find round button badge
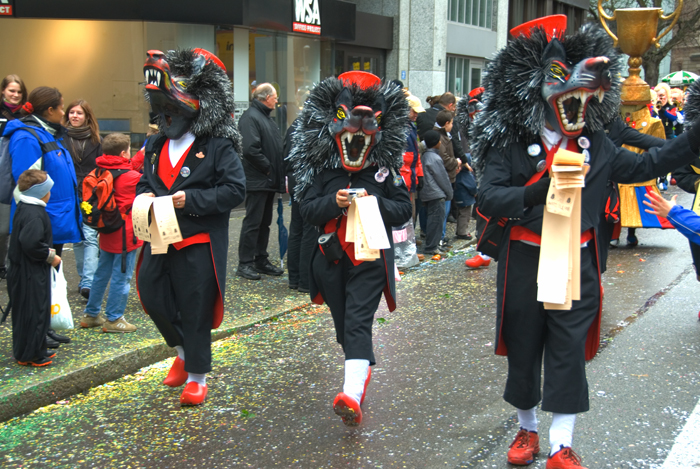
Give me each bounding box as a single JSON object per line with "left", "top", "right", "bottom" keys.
{"left": 180, "top": 167, "right": 191, "bottom": 178}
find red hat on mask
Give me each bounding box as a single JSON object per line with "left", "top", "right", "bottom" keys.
{"left": 509, "top": 14, "right": 567, "bottom": 42}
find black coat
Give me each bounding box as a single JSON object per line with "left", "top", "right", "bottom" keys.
{"left": 604, "top": 116, "right": 666, "bottom": 149}
{"left": 62, "top": 135, "right": 102, "bottom": 191}
{"left": 479, "top": 129, "right": 700, "bottom": 238}
{"left": 7, "top": 202, "right": 53, "bottom": 362}
{"left": 415, "top": 103, "right": 466, "bottom": 157}
{"left": 300, "top": 166, "right": 412, "bottom": 311}
{"left": 673, "top": 157, "right": 700, "bottom": 194}
{"left": 238, "top": 99, "right": 285, "bottom": 193}
{"left": 137, "top": 134, "right": 246, "bottom": 306}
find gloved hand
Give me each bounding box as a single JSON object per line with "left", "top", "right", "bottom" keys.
{"left": 417, "top": 176, "right": 424, "bottom": 191}
{"left": 523, "top": 177, "right": 551, "bottom": 207}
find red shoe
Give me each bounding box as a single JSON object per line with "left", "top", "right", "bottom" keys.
{"left": 17, "top": 356, "right": 52, "bottom": 367}
{"left": 163, "top": 357, "right": 187, "bottom": 387}
{"left": 671, "top": 177, "right": 677, "bottom": 185}
{"left": 465, "top": 254, "right": 491, "bottom": 269}
{"left": 180, "top": 382, "right": 207, "bottom": 406}
{"left": 333, "top": 392, "right": 362, "bottom": 426}
{"left": 546, "top": 447, "right": 587, "bottom": 469}
{"left": 507, "top": 429, "right": 540, "bottom": 465}
{"left": 360, "top": 367, "right": 372, "bottom": 405}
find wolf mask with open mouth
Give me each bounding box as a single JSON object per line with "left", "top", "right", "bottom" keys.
{"left": 470, "top": 17, "right": 623, "bottom": 176}
{"left": 143, "top": 48, "right": 241, "bottom": 152}
{"left": 288, "top": 71, "right": 409, "bottom": 196}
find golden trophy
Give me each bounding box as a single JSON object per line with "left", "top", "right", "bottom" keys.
{"left": 597, "top": 0, "right": 683, "bottom": 105}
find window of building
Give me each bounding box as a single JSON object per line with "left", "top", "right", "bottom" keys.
{"left": 448, "top": 0, "right": 492, "bottom": 28}
{"left": 446, "top": 56, "right": 484, "bottom": 97}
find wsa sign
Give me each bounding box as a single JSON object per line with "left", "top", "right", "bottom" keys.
{"left": 293, "top": 0, "right": 321, "bottom": 35}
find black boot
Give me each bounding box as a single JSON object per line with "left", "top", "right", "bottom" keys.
{"left": 48, "top": 329, "right": 71, "bottom": 344}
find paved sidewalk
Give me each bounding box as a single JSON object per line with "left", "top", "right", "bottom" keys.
{"left": 0, "top": 201, "right": 473, "bottom": 422}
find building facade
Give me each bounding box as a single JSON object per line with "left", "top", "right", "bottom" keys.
{"left": 0, "top": 0, "right": 591, "bottom": 143}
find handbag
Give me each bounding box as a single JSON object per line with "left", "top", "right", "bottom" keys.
{"left": 50, "top": 263, "right": 74, "bottom": 330}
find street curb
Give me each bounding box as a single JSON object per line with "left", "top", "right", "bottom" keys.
{"left": 0, "top": 239, "right": 476, "bottom": 422}
{"left": 0, "top": 304, "right": 312, "bottom": 422}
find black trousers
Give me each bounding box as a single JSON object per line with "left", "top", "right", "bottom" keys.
{"left": 424, "top": 198, "right": 445, "bottom": 252}
{"left": 137, "top": 243, "right": 218, "bottom": 374}
{"left": 597, "top": 214, "right": 615, "bottom": 275}
{"left": 287, "top": 199, "right": 316, "bottom": 289}
{"left": 311, "top": 250, "right": 386, "bottom": 365}
{"left": 238, "top": 191, "right": 275, "bottom": 265}
{"left": 690, "top": 240, "right": 700, "bottom": 280}
{"left": 501, "top": 241, "right": 599, "bottom": 414}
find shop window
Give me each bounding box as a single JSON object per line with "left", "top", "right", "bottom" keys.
{"left": 448, "top": 0, "right": 493, "bottom": 28}
{"left": 215, "top": 26, "right": 333, "bottom": 134}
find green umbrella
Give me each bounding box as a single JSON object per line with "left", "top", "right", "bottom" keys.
{"left": 661, "top": 71, "right": 699, "bottom": 86}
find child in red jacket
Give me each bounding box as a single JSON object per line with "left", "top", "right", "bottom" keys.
{"left": 79, "top": 133, "right": 144, "bottom": 333}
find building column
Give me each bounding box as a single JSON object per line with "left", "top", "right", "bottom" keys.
{"left": 405, "top": 0, "right": 448, "bottom": 107}
{"left": 233, "top": 27, "right": 249, "bottom": 118}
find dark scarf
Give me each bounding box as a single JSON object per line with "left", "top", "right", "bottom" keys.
{"left": 64, "top": 126, "right": 92, "bottom": 163}
{"left": 65, "top": 125, "right": 92, "bottom": 141}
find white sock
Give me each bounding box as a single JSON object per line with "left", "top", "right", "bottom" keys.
{"left": 549, "top": 413, "right": 576, "bottom": 455}
{"left": 343, "top": 359, "right": 370, "bottom": 403}
{"left": 175, "top": 346, "right": 185, "bottom": 361}
{"left": 480, "top": 253, "right": 491, "bottom": 260}
{"left": 187, "top": 372, "right": 206, "bottom": 386}
{"left": 517, "top": 406, "right": 538, "bottom": 433}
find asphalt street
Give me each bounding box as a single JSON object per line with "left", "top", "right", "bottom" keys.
{"left": 0, "top": 187, "right": 699, "bottom": 468}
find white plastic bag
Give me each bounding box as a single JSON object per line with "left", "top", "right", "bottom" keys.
{"left": 50, "top": 263, "right": 74, "bottom": 330}
{"left": 392, "top": 219, "right": 419, "bottom": 268}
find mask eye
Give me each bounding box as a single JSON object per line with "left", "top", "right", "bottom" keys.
{"left": 178, "top": 80, "right": 188, "bottom": 89}
{"left": 375, "top": 112, "right": 382, "bottom": 125}
{"left": 336, "top": 107, "right": 347, "bottom": 120}
{"left": 549, "top": 61, "right": 567, "bottom": 82}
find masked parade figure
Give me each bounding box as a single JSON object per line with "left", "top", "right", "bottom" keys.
{"left": 288, "top": 71, "right": 412, "bottom": 426}
{"left": 136, "top": 49, "right": 246, "bottom": 406}
{"left": 471, "top": 16, "right": 700, "bottom": 468}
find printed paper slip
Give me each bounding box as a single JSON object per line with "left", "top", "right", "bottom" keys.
{"left": 354, "top": 196, "right": 390, "bottom": 250}
{"left": 132, "top": 195, "right": 183, "bottom": 254}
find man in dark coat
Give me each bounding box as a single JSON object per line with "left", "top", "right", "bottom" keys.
{"left": 472, "top": 17, "right": 700, "bottom": 468}
{"left": 6, "top": 170, "right": 61, "bottom": 367}
{"left": 289, "top": 72, "right": 412, "bottom": 427}
{"left": 236, "top": 83, "right": 286, "bottom": 280}
{"left": 136, "top": 48, "right": 246, "bottom": 406}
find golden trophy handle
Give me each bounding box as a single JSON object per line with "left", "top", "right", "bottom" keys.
{"left": 597, "top": 0, "right": 618, "bottom": 47}
{"left": 654, "top": 0, "right": 683, "bottom": 48}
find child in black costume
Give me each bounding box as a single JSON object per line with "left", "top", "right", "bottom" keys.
{"left": 6, "top": 170, "right": 61, "bottom": 366}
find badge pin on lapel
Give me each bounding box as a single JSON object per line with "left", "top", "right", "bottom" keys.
{"left": 196, "top": 152, "right": 205, "bottom": 159}
{"left": 151, "top": 153, "right": 157, "bottom": 164}
{"left": 180, "top": 167, "right": 191, "bottom": 178}
{"left": 528, "top": 144, "right": 541, "bottom": 157}
{"left": 577, "top": 136, "right": 590, "bottom": 149}
{"left": 375, "top": 166, "right": 389, "bottom": 183}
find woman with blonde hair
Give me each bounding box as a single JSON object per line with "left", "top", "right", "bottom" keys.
{"left": 62, "top": 99, "right": 102, "bottom": 299}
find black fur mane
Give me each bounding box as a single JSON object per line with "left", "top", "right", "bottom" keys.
{"left": 288, "top": 78, "right": 409, "bottom": 195}
{"left": 470, "top": 23, "right": 622, "bottom": 176}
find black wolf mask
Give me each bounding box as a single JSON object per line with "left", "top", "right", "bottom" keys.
{"left": 470, "top": 22, "right": 623, "bottom": 175}
{"left": 288, "top": 72, "right": 409, "bottom": 195}
{"left": 143, "top": 48, "right": 241, "bottom": 152}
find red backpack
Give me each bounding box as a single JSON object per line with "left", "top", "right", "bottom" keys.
{"left": 80, "top": 168, "right": 129, "bottom": 233}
